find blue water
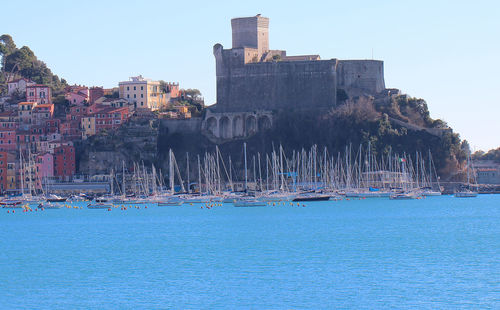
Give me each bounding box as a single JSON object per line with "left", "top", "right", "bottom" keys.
{"left": 1, "top": 196, "right": 499, "bottom": 309}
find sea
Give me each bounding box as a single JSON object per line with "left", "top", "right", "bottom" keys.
{"left": 1, "top": 195, "right": 499, "bottom": 309}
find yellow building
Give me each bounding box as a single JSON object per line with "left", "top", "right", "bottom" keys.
{"left": 82, "top": 117, "right": 96, "bottom": 139}
{"left": 7, "top": 161, "right": 16, "bottom": 191}
{"left": 118, "top": 75, "right": 167, "bottom": 111}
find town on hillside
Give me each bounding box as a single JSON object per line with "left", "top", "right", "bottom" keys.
{"left": 0, "top": 75, "right": 203, "bottom": 194}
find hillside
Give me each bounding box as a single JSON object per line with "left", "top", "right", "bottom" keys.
{"left": 0, "top": 34, "right": 68, "bottom": 95}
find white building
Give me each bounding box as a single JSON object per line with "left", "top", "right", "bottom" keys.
{"left": 7, "top": 78, "right": 35, "bottom": 95}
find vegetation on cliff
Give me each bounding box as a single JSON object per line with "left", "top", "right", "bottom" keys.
{"left": 0, "top": 34, "right": 68, "bottom": 95}
{"left": 153, "top": 96, "right": 466, "bottom": 180}
{"left": 473, "top": 147, "right": 500, "bottom": 163}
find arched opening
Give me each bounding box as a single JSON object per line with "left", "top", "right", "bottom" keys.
{"left": 206, "top": 117, "right": 217, "bottom": 136}
{"left": 245, "top": 115, "right": 257, "bottom": 136}
{"left": 258, "top": 115, "right": 271, "bottom": 131}
{"left": 219, "top": 116, "right": 231, "bottom": 139}
{"left": 232, "top": 115, "right": 243, "bottom": 137}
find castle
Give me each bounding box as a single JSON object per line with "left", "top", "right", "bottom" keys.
{"left": 203, "top": 15, "right": 387, "bottom": 140}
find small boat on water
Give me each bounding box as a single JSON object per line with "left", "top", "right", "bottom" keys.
{"left": 37, "top": 203, "right": 62, "bottom": 209}
{"left": 87, "top": 203, "right": 113, "bottom": 209}
{"left": 0, "top": 199, "right": 23, "bottom": 208}
{"left": 454, "top": 190, "right": 478, "bottom": 198}
{"left": 420, "top": 190, "right": 442, "bottom": 196}
{"left": 47, "top": 194, "right": 67, "bottom": 202}
{"left": 389, "top": 192, "right": 421, "bottom": 200}
{"left": 233, "top": 198, "right": 267, "bottom": 207}
{"left": 293, "top": 193, "right": 330, "bottom": 202}
{"left": 157, "top": 200, "right": 184, "bottom": 206}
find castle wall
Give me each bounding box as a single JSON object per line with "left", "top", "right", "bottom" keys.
{"left": 214, "top": 45, "right": 337, "bottom": 112}
{"left": 337, "top": 60, "right": 385, "bottom": 94}
{"left": 160, "top": 118, "right": 202, "bottom": 134}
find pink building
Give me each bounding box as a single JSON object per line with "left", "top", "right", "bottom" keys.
{"left": 64, "top": 85, "right": 89, "bottom": 106}
{"left": 26, "top": 85, "right": 51, "bottom": 104}
{"left": 65, "top": 91, "right": 89, "bottom": 106}
{"left": 36, "top": 153, "right": 54, "bottom": 189}
{"left": 0, "top": 111, "right": 19, "bottom": 130}
{"left": 0, "top": 130, "right": 16, "bottom": 151}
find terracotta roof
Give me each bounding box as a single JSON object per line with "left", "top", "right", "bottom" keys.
{"left": 0, "top": 111, "right": 17, "bottom": 117}
{"left": 34, "top": 103, "right": 54, "bottom": 108}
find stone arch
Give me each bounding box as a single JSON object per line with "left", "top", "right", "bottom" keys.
{"left": 258, "top": 115, "right": 272, "bottom": 131}
{"left": 232, "top": 115, "right": 243, "bottom": 137}
{"left": 219, "top": 116, "right": 231, "bottom": 139}
{"left": 245, "top": 115, "right": 257, "bottom": 136}
{"left": 206, "top": 117, "right": 218, "bottom": 136}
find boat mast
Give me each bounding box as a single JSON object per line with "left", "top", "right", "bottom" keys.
{"left": 197, "top": 154, "right": 201, "bottom": 195}
{"left": 244, "top": 142, "right": 248, "bottom": 192}
{"left": 122, "top": 161, "right": 126, "bottom": 197}
{"left": 169, "top": 149, "right": 174, "bottom": 195}
{"left": 186, "top": 152, "right": 190, "bottom": 194}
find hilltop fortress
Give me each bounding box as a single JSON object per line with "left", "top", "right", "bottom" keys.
{"left": 203, "top": 15, "right": 386, "bottom": 140}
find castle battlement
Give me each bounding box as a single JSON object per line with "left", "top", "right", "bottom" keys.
{"left": 213, "top": 15, "right": 386, "bottom": 112}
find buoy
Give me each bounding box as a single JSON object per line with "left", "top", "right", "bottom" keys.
{"left": 107, "top": 208, "right": 111, "bottom": 211}
{"left": 7, "top": 210, "right": 9, "bottom": 213}
{"left": 12, "top": 210, "right": 15, "bottom": 213}
{"left": 145, "top": 206, "right": 147, "bottom": 209}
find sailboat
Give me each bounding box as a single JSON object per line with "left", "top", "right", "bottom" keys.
{"left": 455, "top": 151, "right": 478, "bottom": 198}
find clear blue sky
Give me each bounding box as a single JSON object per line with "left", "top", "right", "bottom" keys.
{"left": 2, "top": 0, "right": 499, "bottom": 151}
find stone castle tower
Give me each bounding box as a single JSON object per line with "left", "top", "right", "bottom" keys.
{"left": 213, "top": 15, "right": 386, "bottom": 112}
{"left": 231, "top": 15, "right": 269, "bottom": 58}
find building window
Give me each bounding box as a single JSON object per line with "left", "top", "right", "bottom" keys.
{"left": 127, "top": 86, "right": 129, "bottom": 91}
{"left": 134, "top": 94, "right": 136, "bottom": 98}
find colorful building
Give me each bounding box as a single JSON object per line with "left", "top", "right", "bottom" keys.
{"left": 36, "top": 152, "right": 54, "bottom": 189}
{"left": 7, "top": 78, "right": 35, "bottom": 96}
{"left": 45, "top": 119, "right": 60, "bottom": 134}
{"left": 81, "top": 117, "right": 96, "bottom": 139}
{"left": 53, "top": 145, "right": 76, "bottom": 180}
{"left": 32, "top": 103, "right": 55, "bottom": 125}
{"left": 118, "top": 75, "right": 167, "bottom": 111}
{"left": 60, "top": 120, "right": 81, "bottom": 140}
{"left": 0, "top": 130, "right": 17, "bottom": 151}
{"left": 94, "top": 106, "right": 130, "bottom": 132}
{"left": 18, "top": 101, "right": 36, "bottom": 124}
{"left": 0, "top": 111, "right": 19, "bottom": 129}
{"left": 26, "top": 85, "right": 51, "bottom": 104}
{"left": 0, "top": 151, "right": 7, "bottom": 193}
{"left": 6, "top": 160, "right": 17, "bottom": 192}
{"left": 89, "top": 87, "right": 105, "bottom": 104}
